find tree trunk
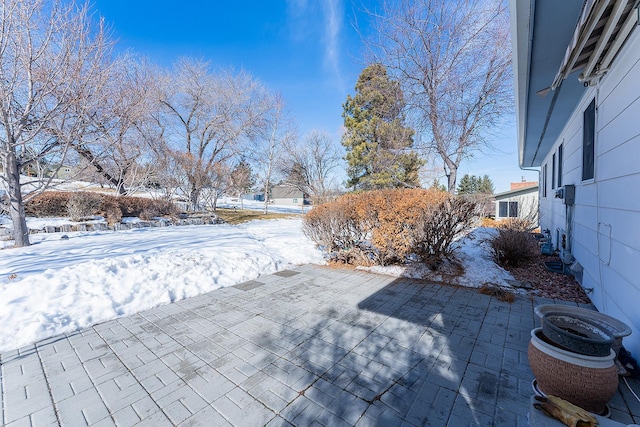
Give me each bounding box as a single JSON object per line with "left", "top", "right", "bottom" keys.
{"left": 447, "top": 168, "right": 458, "bottom": 193}
{"left": 263, "top": 181, "right": 270, "bottom": 215}
{"left": 5, "top": 151, "right": 30, "bottom": 247}
{"left": 189, "top": 185, "right": 200, "bottom": 212}
{"left": 74, "top": 145, "right": 127, "bottom": 195}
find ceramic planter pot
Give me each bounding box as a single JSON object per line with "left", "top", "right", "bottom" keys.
{"left": 534, "top": 304, "right": 632, "bottom": 356}
{"left": 528, "top": 328, "right": 618, "bottom": 414}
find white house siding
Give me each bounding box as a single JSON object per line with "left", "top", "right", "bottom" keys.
{"left": 539, "top": 29, "right": 640, "bottom": 356}
{"left": 494, "top": 188, "right": 538, "bottom": 222}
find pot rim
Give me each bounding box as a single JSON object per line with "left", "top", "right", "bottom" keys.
{"left": 542, "top": 312, "right": 614, "bottom": 345}
{"left": 534, "top": 305, "right": 631, "bottom": 337}
{"left": 530, "top": 328, "right": 615, "bottom": 367}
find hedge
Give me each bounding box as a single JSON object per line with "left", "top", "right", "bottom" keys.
{"left": 303, "top": 188, "right": 480, "bottom": 267}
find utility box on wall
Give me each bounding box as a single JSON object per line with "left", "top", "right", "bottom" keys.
{"left": 564, "top": 185, "right": 575, "bottom": 205}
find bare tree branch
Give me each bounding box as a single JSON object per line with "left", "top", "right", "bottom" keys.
{"left": 366, "top": 0, "right": 512, "bottom": 192}
{"left": 0, "top": 0, "right": 113, "bottom": 247}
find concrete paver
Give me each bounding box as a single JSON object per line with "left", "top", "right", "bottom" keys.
{"left": 1, "top": 264, "right": 639, "bottom": 426}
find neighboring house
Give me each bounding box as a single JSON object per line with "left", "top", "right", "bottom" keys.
{"left": 494, "top": 182, "right": 539, "bottom": 223}
{"left": 270, "top": 185, "right": 305, "bottom": 206}
{"left": 511, "top": 0, "right": 640, "bottom": 355}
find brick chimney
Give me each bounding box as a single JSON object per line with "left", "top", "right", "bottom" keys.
{"left": 510, "top": 181, "right": 538, "bottom": 191}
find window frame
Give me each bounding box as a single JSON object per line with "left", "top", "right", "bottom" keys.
{"left": 498, "top": 201, "right": 518, "bottom": 218}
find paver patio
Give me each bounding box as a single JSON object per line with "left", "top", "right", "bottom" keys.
{"left": 1, "top": 264, "right": 639, "bottom": 426}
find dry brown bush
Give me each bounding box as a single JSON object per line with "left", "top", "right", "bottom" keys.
{"left": 413, "top": 196, "right": 480, "bottom": 267}
{"left": 67, "top": 192, "right": 102, "bottom": 221}
{"left": 25, "top": 191, "right": 71, "bottom": 216}
{"left": 25, "top": 191, "right": 178, "bottom": 222}
{"left": 102, "top": 198, "right": 123, "bottom": 225}
{"left": 481, "top": 217, "right": 498, "bottom": 228}
{"left": 497, "top": 217, "right": 537, "bottom": 232}
{"left": 303, "top": 188, "right": 479, "bottom": 267}
{"left": 302, "top": 194, "right": 372, "bottom": 264}
{"left": 488, "top": 228, "right": 538, "bottom": 267}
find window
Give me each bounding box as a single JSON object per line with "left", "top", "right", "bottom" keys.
{"left": 542, "top": 164, "right": 547, "bottom": 197}
{"left": 499, "top": 201, "right": 518, "bottom": 218}
{"left": 557, "top": 144, "right": 563, "bottom": 187}
{"left": 583, "top": 99, "right": 596, "bottom": 181}
{"left": 552, "top": 153, "right": 556, "bottom": 190}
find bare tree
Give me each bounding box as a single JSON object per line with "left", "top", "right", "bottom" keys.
{"left": 0, "top": 0, "right": 112, "bottom": 247}
{"left": 70, "top": 55, "right": 157, "bottom": 195}
{"left": 250, "top": 93, "right": 293, "bottom": 214}
{"left": 200, "top": 160, "right": 230, "bottom": 211}
{"left": 367, "top": 0, "right": 512, "bottom": 192}
{"left": 157, "top": 58, "right": 266, "bottom": 211}
{"left": 282, "top": 130, "right": 343, "bottom": 205}
{"left": 228, "top": 158, "right": 254, "bottom": 209}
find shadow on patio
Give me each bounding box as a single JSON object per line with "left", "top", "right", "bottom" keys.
{"left": 253, "top": 272, "right": 534, "bottom": 426}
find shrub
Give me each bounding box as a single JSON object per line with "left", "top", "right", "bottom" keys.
{"left": 25, "top": 191, "right": 178, "bottom": 221}
{"left": 139, "top": 200, "right": 178, "bottom": 220}
{"left": 25, "top": 191, "right": 70, "bottom": 216}
{"left": 101, "top": 198, "right": 123, "bottom": 225}
{"left": 488, "top": 228, "right": 538, "bottom": 267}
{"left": 481, "top": 217, "right": 498, "bottom": 228}
{"left": 303, "top": 188, "right": 480, "bottom": 267}
{"left": 497, "top": 217, "right": 537, "bottom": 232}
{"left": 302, "top": 193, "right": 371, "bottom": 264}
{"left": 413, "top": 196, "right": 480, "bottom": 266}
{"left": 66, "top": 192, "right": 102, "bottom": 221}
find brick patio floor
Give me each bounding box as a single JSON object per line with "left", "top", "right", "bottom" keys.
{"left": 1, "top": 264, "right": 639, "bottom": 426}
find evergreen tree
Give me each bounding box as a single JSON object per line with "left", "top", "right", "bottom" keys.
{"left": 456, "top": 174, "right": 477, "bottom": 194}
{"left": 341, "top": 64, "right": 422, "bottom": 190}
{"left": 457, "top": 174, "right": 495, "bottom": 195}
{"left": 478, "top": 175, "right": 495, "bottom": 194}
{"left": 429, "top": 178, "right": 447, "bottom": 192}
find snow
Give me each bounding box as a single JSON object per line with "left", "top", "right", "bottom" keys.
{"left": 0, "top": 210, "right": 515, "bottom": 353}
{"left": 0, "top": 218, "right": 325, "bottom": 352}
{"left": 361, "top": 228, "right": 515, "bottom": 290}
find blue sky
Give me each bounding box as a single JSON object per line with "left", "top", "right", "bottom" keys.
{"left": 92, "top": 0, "right": 537, "bottom": 192}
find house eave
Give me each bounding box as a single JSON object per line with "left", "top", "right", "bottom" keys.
{"left": 511, "top": 0, "right": 639, "bottom": 168}
{"left": 510, "top": 0, "right": 589, "bottom": 168}
{"left": 494, "top": 185, "right": 539, "bottom": 199}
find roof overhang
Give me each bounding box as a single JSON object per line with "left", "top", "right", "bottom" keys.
{"left": 510, "top": 0, "right": 639, "bottom": 168}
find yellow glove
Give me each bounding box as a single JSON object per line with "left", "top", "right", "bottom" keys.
{"left": 533, "top": 395, "right": 598, "bottom": 427}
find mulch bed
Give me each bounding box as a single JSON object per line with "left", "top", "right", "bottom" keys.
{"left": 504, "top": 253, "right": 592, "bottom": 304}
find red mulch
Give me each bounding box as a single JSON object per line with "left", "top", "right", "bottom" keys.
{"left": 505, "top": 253, "right": 592, "bottom": 304}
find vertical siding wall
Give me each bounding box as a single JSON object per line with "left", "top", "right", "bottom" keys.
{"left": 539, "top": 30, "right": 640, "bottom": 356}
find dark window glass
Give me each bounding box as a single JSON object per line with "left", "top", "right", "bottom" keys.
{"left": 558, "top": 144, "right": 563, "bottom": 187}
{"left": 552, "top": 153, "right": 556, "bottom": 189}
{"left": 583, "top": 99, "right": 596, "bottom": 180}
{"left": 543, "top": 164, "right": 547, "bottom": 197}
{"left": 499, "top": 201, "right": 518, "bottom": 217}
{"left": 499, "top": 201, "right": 507, "bottom": 217}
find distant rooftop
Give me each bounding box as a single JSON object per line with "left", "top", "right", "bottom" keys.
{"left": 510, "top": 181, "right": 538, "bottom": 191}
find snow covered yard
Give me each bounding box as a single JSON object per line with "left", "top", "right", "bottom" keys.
{"left": 0, "top": 212, "right": 513, "bottom": 354}
{"left": 0, "top": 218, "right": 325, "bottom": 352}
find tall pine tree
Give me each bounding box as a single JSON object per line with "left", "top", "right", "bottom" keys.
{"left": 342, "top": 64, "right": 422, "bottom": 190}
